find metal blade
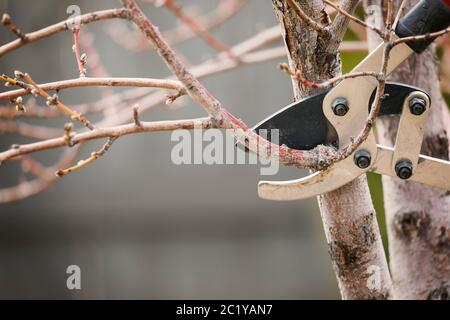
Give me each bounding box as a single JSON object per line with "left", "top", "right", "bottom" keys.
{"left": 252, "top": 89, "right": 334, "bottom": 151}
{"left": 370, "top": 82, "right": 430, "bottom": 116}
{"left": 252, "top": 38, "right": 413, "bottom": 153}
{"left": 258, "top": 156, "right": 365, "bottom": 201}
{"left": 252, "top": 82, "right": 428, "bottom": 151}
{"left": 258, "top": 132, "right": 378, "bottom": 201}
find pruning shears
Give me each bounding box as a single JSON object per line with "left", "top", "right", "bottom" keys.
{"left": 253, "top": 0, "right": 450, "bottom": 201}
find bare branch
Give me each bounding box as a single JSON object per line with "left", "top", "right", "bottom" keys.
{"left": 392, "top": 27, "right": 450, "bottom": 46}
{"left": 107, "top": 0, "right": 248, "bottom": 52}
{"left": 121, "top": 0, "right": 333, "bottom": 170}
{"left": 0, "top": 118, "right": 214, "bottom": 164}
{"left": 162, "top": 0, "right": 235, "bottom": 58}
{"left": 72, "top": 27, "right": 87, "bottom": 77}
{"left": 279, "top": 62, "right": 380, "bottom": 88}
{"left": 2, "top": 72, "right": 95, "bottom": 130}
{"left": 63, "top": 123, "right": 74, "bottom": 147}
{"left": 393, "top": 0, "right": 407, "bottom": 28}
{"left": 0, "top": 77, "right": 185, "bottom": 101}
{"left": 324, "top": 0, "right": 384, "bottom": 38}
{"left": 0, "top": 8, "right": 130, "bottom": 57}
{"left": 385, "top": 0, "right": 395, "bottom": 36}
{"left": 329, "top": 0, "right": 361, "bottom": 47}
{"left": 56, "top": 137, "right": 117, "bottom": 177}
{"left": 0, "top": 148, "right": 79, "bottom": 203}
{"left": 1, "top": 13, "right": 27, "bottom": 41}
{"left": 133, "top": 104, "right": 142, "bottom": 127}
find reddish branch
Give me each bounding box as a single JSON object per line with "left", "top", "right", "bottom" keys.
{"left": 1, "top": 1, "right": 443, "bottom": 191}
{"left": 72, "top": 27, "right": 87, "bottom": 77}
{"left": 0, "top": 148, "right": 80, "bottom": 204}
{"left": 120, "top": 0, "right": 336, "bottom": 169}
{"left": 107, "top": 0, "right": 248, "bottom": 51}
{"left": 324, "top": 0, "right": 384, "bottom": 38}
{"left": 162, "top": 0, "right": 235, "bottom": 58}
{"left": 0, "top": 77, "right": 185, "bottom": 100}
{"left": 0, "top": 2, "right": 446, "bottom": 230}
{"left": 0, "top": 8, "right": 130, "bottom": 57}
{"left": 0, "top": 118, "right": 213, "bottom": 164}
{"left": 2, "top": 71, "right": 95, "bottom": 130}
{"left": 1, "top": 13, "right": 27, "bottom": 41}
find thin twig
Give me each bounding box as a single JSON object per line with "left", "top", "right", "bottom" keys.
{"left": 121, "top": 0, "right": 334, "bottom": 169}
{"left": 385, "top": 0, "right": 395, "bottom": 38}
{"left": 0, "top": 8, "right": 131, "bottom": 57}
{"left": 392, "top": 27, "right": 450, "bottom": 46}
{"left": 8, "top": 71, "right": 95, "bottom": 130}
{"left": 163, "top": 0, "right": 235, "bottom": 59}
{"left": 328, "top": 0, "right": 360, "bottom": 46}
{"left": 79, "top": 31, "right": 115, "bottom": 104}
{"left": 393, "top": 0, "right": 407, "bottom": 28}
{"left": 64, "top": 123, "right": 75, "bottom": 147}
{"left": 56, "top": 137, "right": 117, "bottom": 177}
{"left": 1, "top": 13, "right": 27, "bottom": 41}
{"left": 133, "top": 104, "right": 142, "bottom": 127}
{"left": 72, "top": 27, "right": 87, "bottom": 77}
{"left": 0, "top": 118, "right": 214, "bottom": 164}
{"left": 0, "top": 77, "right": 185, "bottom": 101}
{"left": 107, "top": 0, "right": 248, "bottom": 52}
{"left": 279, "top": 62, "right": 380, "bottom": 88}
{"left": 324, "top": 0, "right": 385, "bottom": 38}
{"left": 0, "top": 148, "right": 79, "bottom": 203}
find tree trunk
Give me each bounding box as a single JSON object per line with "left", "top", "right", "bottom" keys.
{"left": 272, "top": 0, "right": 392, "bottom": 299}
{"left": 365, "top": 0, "right": 450, "bottom": 300}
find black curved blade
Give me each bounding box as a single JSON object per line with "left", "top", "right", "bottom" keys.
{"left": 252, "top": 89, "right": 335, "bottom": 150}
{"left": 252, "top": 83, "right": 430, "bottom": 151}
{"left": 370, "top": 82, "right": 431, "bottom": 116}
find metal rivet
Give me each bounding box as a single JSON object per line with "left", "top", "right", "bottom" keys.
{"left": 395, "top": 160, "right": 413, "bottom": 180}
{"left": 354, "top": 149, "right": 371, "bottom": 169}
{"left": 332, "top": 97, "right": 349, "bottom": 117}
{"left": 409, "top": 97, "right": 426, "bottom": 116}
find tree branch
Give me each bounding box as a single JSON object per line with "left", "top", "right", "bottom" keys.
{"left": 109, "top": 0, "right": 248, "bottom": 52}
{"left": 328, "top": 0, "right": 362, "bottom": 50}
{"left": 0, "top": 8, "right": 131, "bottom": 57}
{"left": 120, "top": 0, "right": 334, "bottom": 170}
{"left": 1, "top": 13, "right": 27, "bottom": 41}
{"left": 325, "top": 0, "right": 384, "bottom": 39}
{"left": 0, "top": 117, "right": 214, "bottom": 164}
{"left": 162, "top": 0, "right": 235, "bottom": 58}
{"left": 0, "top": 77, "right": 185, "bottom": 101}
{"left": 72, "top": 27, "right": 87, "bottom": 77}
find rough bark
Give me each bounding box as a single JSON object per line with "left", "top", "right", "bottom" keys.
{"left": 365, "top": 0, "right": 450, "bottom": 300}
{"left": 272, "top": 0, "right": 392, "bottom": 299}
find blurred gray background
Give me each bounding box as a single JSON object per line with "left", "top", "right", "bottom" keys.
{"left": 0, "top": 0, "right": 340, "bottom": 299}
